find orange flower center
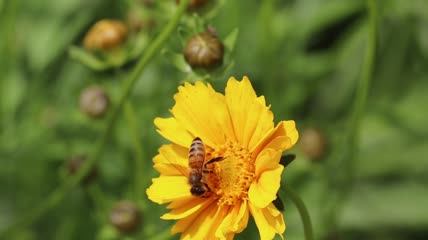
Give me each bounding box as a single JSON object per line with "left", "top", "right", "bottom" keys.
{"left": 205, "top": 140, "right": 255, "bottom": 205}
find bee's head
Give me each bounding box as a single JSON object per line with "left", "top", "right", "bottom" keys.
{"left": 190, "top": 184, "right": 206, "bottom": 196}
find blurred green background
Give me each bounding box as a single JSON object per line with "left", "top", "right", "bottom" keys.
{"left": 1, "top": 0, "right": 428, "bottom": 239}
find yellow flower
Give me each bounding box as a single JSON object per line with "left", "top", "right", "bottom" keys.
{"left": 146, "top": 76, "right": 298, "bottom": 239}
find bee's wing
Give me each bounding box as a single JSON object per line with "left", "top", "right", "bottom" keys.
{"left": 154, "top": 144, "right": 189, "bottom": 177}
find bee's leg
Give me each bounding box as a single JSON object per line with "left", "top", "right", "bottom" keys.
{"left": 202, "top": 157, "right": 224, "bottom": 174}
{"left": 204, "top": 157, "right": 224, "bottom": 167}
{"left": 200, "top": 183, "right": 212, "bottom": 198}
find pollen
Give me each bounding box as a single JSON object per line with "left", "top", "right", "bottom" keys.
{"left": 205, "top": 140, "right": 255, "bottom": 206}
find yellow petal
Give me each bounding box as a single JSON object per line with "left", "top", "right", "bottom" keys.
{"left": 225, "top": 76, "right": 274, "bottom": 150}
{"left": 206, "top": 205, "right": 231, "bottom": 240}
{"left": 154, "top": 117, "right": 193, "bottom": 148}
{"left": 170, "top": 81, "right": 236, "bottom": 148}
{"left": 265, "top": 203, "right": 286, "bottom": 233}
{"left": 229, "top": 200, "right": 249, "bottom": 233}
{"left": 248, "top": 164, "right": 284, "bottom": 208}
{"left": 171, "top": 202, "right": 216, "bottom": 236}
{"left": 173, "top": 201, "right": 223, "bottom": 239}
{"left": 283, "top": 120, "right": 299, "bottom": 146}
{"left": 216, "top": 200, "right": 249, "bottom": 239}
{"left": 162, "top": 197, "right": 216, "bottom": 220}
{"left": 153, "top": 144, "right": 188, "bottom": 176}
{"left": 146, "top": 176, "right": 191, "bottom": 204}
{"left": 252, "top": 120, "right": 299, "bottom": 157}
{"left": 249, "top": 202, "right": 286, "bottom": 240}
{"left": 253, "top": 148, "right": 282, "bottom": 176}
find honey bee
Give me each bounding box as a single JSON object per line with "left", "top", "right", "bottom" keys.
{"left": 188, "top": 137, "right": 222, "bottom": 197}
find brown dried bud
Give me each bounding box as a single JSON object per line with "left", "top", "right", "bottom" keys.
{"left": 110, "top": 201, "right": 142, "bottom": 234}
{"left": 79, "top": 86, "right": 110, "bottom": 119}
{"left": 183, "top": 31, "right": 224, "bottom": 69}
{"left": 176, "top": 0, "right": 209, "bottom": 11}
{"left": 83, "top": 19, "right": 128, "bottom": 51}
{"left": 66, "top": 155, "right": 97, "bottom": 185}
{"left": 140, "top": 0, "right": 154, "bottom": 7}
{"left": 299, "top": 127, "right": 328, "bottom": 160}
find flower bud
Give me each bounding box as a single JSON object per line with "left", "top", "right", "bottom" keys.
{"left": 79, "top": 86, "right": 110, "bottom": 119}
{"left": 110, "top": 201, "right": 142, "bottom": 234}
{"left": 140, "top": 0, "right": 154, "bottom": 7}
{"left": 183, "top": 31, "right": 224, "bottom": 69}
{"left": 83, "top": 19, "right": 128, "bottom": 51}
{"left": 176, "top": 0, "right": 209, "bottom": 11}
{"left": 299, "top": 127, "right": 328, "bottom": 160}
{"left": 127, "top": 11, "right": 155, "bottom": 33}
{"left": 66, "top": 155, "right": 97, "bottom": 185}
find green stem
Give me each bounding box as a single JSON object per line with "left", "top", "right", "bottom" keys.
{"left": 348, "top": 0, "right": 377, "bottom": 148}
{"left": 343, "top": 0, "right": 377, "bottom": 199}
{"left": 281, "top": 184, "right": 313, "bottom": 240}
{"left": 257, "top": 0, "right": 275, "bottom": 97}
{"left": 0, "top": 0, "right": 189, "bottom": 237}
{"left": 340, "top": 0, "right": 377, "bottom": 201}
{"left": 124, "top": 101, "right": 145, "bottom": 204}
{"left": 1, "top": 0, "right": 18, "bottom": 133}
{"left": 114, "top": 68, "right": 145, "bottom": 205}
{"left": 323, "top": 0, "right": 377, "bottom": 236}
{"left": 86, "top": 184, "right": 111, "bottom": 222}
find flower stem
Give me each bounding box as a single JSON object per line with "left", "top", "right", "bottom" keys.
{"left": 345, "top": 0, "right": 377, "bottom": 167}
{"left": 0, "top": 0, "right": 189, "bottom": 237}
{"left": 281, "top": 184, "right": 313, "bottom": 240}
{"left": 322, "top": 0, "right": 377, "bottom": 236}
{"left": 114, "top": 68, "right": 145, "bottom": 206}
{"left": 86, "top": 184, "right": 111, "bottom": 222}
{"left": 124, "top": 101, "right": 145, "bottom": 204}
{"left": 341, "top": 0, "right": 377, "bottom": 209}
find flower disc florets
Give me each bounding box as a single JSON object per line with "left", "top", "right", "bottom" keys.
{"left": 204, "top": 140, "right": 255, "bottom": 206}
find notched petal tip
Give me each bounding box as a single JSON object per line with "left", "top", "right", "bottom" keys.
{"left": 227, "top": 76, "right": 239, "bottom": 82}
{"left": 170, "top": 78, "right": 232, "bottom": 147}
{"left": 225, "top": 76, "right": 275, "bottom": 150}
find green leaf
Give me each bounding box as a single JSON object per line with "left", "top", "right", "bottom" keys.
{"left": 357, "top": 80, "right": 428, "bottom": 179}
{"left": 223, "top": 28, "right": 239, "bottom": 52}
{"left": 177, "top": 25, "right": 192, "bottom": 46}
{"left": 1, "top": 69, "right": 26, "bottom": 123}
{"left": 340, "top": 182, "right": 428, "bottom": 229}
{"left": 25, "top": 8, "right": 93, "bottom": 72}
{"left": 161, "top": 49, "right": 191, "bottom": 73}
{"left": 68, "top": 46, "right": 109, "bottom": 71}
